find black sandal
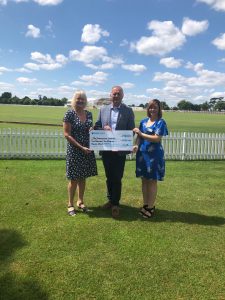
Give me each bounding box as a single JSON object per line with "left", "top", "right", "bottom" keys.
{"left": 139, "top": 205, "right": 155, "bottom": 218}
{"left": 77, "top": 202, "right": 88, "bottom": 213}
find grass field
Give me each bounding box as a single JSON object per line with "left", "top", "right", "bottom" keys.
{"left": 0, "top": 160, "right": 225, "bottom": 299}
{"left": 0, "top": 104, "right": 225, "bottom": 133}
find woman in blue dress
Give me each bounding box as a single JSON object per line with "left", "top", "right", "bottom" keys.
{"left": 133, "top": 99, "right": 168, "bottom": 218}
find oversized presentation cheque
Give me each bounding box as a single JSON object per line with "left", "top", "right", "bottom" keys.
{"left": 90, "top": 130, "right": 133, "bottom": 151}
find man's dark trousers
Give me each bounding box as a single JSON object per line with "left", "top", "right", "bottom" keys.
{"left": 102, "top": 151, "right": 126, "bottom": 206}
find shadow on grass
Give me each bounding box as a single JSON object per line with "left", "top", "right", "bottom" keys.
{"left": 154, "top": 209, "right": 225, "bottom": 226}
{"left": 86, "top": 206, "right": 225, "bottom": 226}
{"left": 0, "top": 229, "right": 48, "bottom": 300}
{"left": 87, "top": 205, "right": 139, "bottom": 221}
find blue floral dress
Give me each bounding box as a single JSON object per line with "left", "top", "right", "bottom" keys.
{"left": 136, "top": 118, "right": 168, "bottom": 181}
{"left": 63, "top": 109, "right": 97, "bottom": 180}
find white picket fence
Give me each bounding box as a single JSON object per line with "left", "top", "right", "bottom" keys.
{"left": 0, "top": 128, "right": 225, "bottom": 160}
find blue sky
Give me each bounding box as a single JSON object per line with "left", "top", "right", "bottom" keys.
{"left": 0, "top": 0, "right": 225, "bottom": 107}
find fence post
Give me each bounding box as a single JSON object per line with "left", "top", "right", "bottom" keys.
{"left": 182, "top": 132, "right": 186, "bottom": 160}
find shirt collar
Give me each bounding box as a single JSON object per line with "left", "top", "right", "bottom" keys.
{"left": 110, "top": 104, "right": 121, "bottom": 110}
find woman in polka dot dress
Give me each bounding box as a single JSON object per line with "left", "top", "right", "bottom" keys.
{"left": 63, "top": 90, "right": 97, "bottom": 216}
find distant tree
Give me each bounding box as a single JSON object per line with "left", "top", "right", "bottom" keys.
{"left": 22, "top": 96, "right": 31, "bottom": 105}
{"left": 192, "top": 104, "right": 201, "bottom": 111}
{"left": 200, "top": 101, "right": 210, "bottom": 111}
{"left": 139, "top": 103, "right": 145, "bottom": 108}
{"left": 177, "top": 100, "right": 194, "bottom": 110}
{"left": 1, "top": 92, "right": 12, "bottom": 99}
{"left": 30, "top": 99, "right": 37, "bottom": 105}
{"left": 209, "top": 97, "right": 224, "bottom": 110}
{"left": 0, "top": 97, "right": 9, "bottom": 104}
{"left": 11, "top": 96, "right": 20, "bottom": 104}
{"left": 32, "top": 98, "right": 39, "bottom": 105}
{"left": 161, "top": 101, "right": 170, "bottom": 110}
{"left": 214, "top": 99, "right": 225, "bottom": 111}
{"left": 61, "top": 97, "right": 68, "bottom": 106}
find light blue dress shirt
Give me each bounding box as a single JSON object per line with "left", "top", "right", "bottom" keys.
{"left": 110, "top": 105, "right": 120, "bottom": 131}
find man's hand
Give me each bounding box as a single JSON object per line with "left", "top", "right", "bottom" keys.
{"left": 103, "top": 125, "right": 112, "bottom": 131}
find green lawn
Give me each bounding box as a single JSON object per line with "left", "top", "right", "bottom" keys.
{"left": 0, "top": 160, "right": 225, "bottom": 299}
{"left": 0, "top": 105, "right": 225, "bottom": 133}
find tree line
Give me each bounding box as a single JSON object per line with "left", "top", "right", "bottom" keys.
{"left": 1, "top": 91, "right": 225, "bottom": 111}
{"left": 0, "top": 92, "right": 68, "bottom": 106}
{"left": 133, "top": 97, "right": 225, "bottom": 111}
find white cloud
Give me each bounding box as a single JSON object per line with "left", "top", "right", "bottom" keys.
{"left": 210, "top": 91, "right": 225, "bottom": 98}
{"left": 182, "top": 18, "right": 209, "bottom": 36}
{"left": 31, "top": 52, "right": 54, "bottom": 63}
{"left": 33, "top": 0, "right": 63, "bottom": 5}
{"left": 15, "top": 67, "right": 31, "bottom": 73}
{"left": 16, "top": 77, "right": 37, "bottom": 84}
{"left": 0, "top": 81, "right": 14, "bottom": 89}
{"left": 81, "top": 24, "right": 109, "bottom": 44}
{"left": 219, "top": 58, "right": 225, "bottom": 63}
{"left": 123, "top": 93, "right": 149, "bottom": 106}
{"left": 25, "top": 62, "right": 62, "bottom": 71}
{"left": 24, "top": 51, "right": 68, "bottom": 71}
{"left": 120, "top": 39, "right": 129, "bottom": 47}
{"left": 69, "top": 46, "right": 107, "bottom": 64}
{"left": 0, "top": 66, "right": 11, "bottom": 74}
{"left": 38, "top": 63, "right": 62, "bottom": 70}
{"left": 24, "top": 63, "right": 40, "bottom": 70}
{"left": 45, "top": 20, "right": 55, "bottom": 38}
{"left": 71, "top": 71, "right": 108, "bottom": 86}
{"left": 154, "top": 68, "right": 225, "bottom": 88}
{"left": 86, "top": 56, "right": 124, "bottom": 70}
{"left": 150, "top": 65, "right": 225, "bottom": 105}
{"left": 26, "top": 24, "right": 41, "bottom": 38}
{"left": 131, "top": 20, "right": 186, "bottom": 56}
{"left": 189, "top": 69, "right": 225, "bottom": 87}
{"left": 160, "top": 57, "right": 183, "bottom": 68}
{"left": 0, "top": 66, "right": 31, "bottom": 74}
{"left": 57, "top": 85, "right": 74, "bottom": 93}
{"left": 122, "top": 64, "right": 147, "bottom": 73}
{"left": 102, "top": 56, "right": 124, "bottom": 64}
{"left": 121, "top": 82, "right": 135, "bottom": 89}
{"left": 185, "top": 62, "right": 204, "bottom": 72}
{"left": 86, "top": 89, "right": 109, "bottom": 99}
{"left": 55, "top": 54, "right": 68, "bottom": 64}
{"left": 1, "top": 0, "right": 63, "bottom": 5}
{"left": 86, "top": 63, "right": 115, "bottom": 70}
{"left": 212, "top": 33, "right": 225, "bottom": 50}
{"left": 153, "top": 72, "right": 185, "bottom": 83}
{"left": 196, "top": 0, "right": 225, "bottom": 12}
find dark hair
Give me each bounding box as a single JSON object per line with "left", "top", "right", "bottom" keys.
{"left": 147, "top": 99, "right": 162, "bottom": 119}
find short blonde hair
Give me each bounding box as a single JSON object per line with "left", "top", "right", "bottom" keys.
{"left": 71, "top": 90, "right": 87, "bottom": 109}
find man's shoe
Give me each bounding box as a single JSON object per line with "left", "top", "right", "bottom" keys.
{"left": 111, "top": 206, "right": 120, "bottom": 218}
{"left": 101, "top": 201, "right": 113, "bottom": 209}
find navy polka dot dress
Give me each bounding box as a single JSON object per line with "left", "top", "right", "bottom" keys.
{"left": 63, "top": 109, "right": 97, "bottom": 180}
